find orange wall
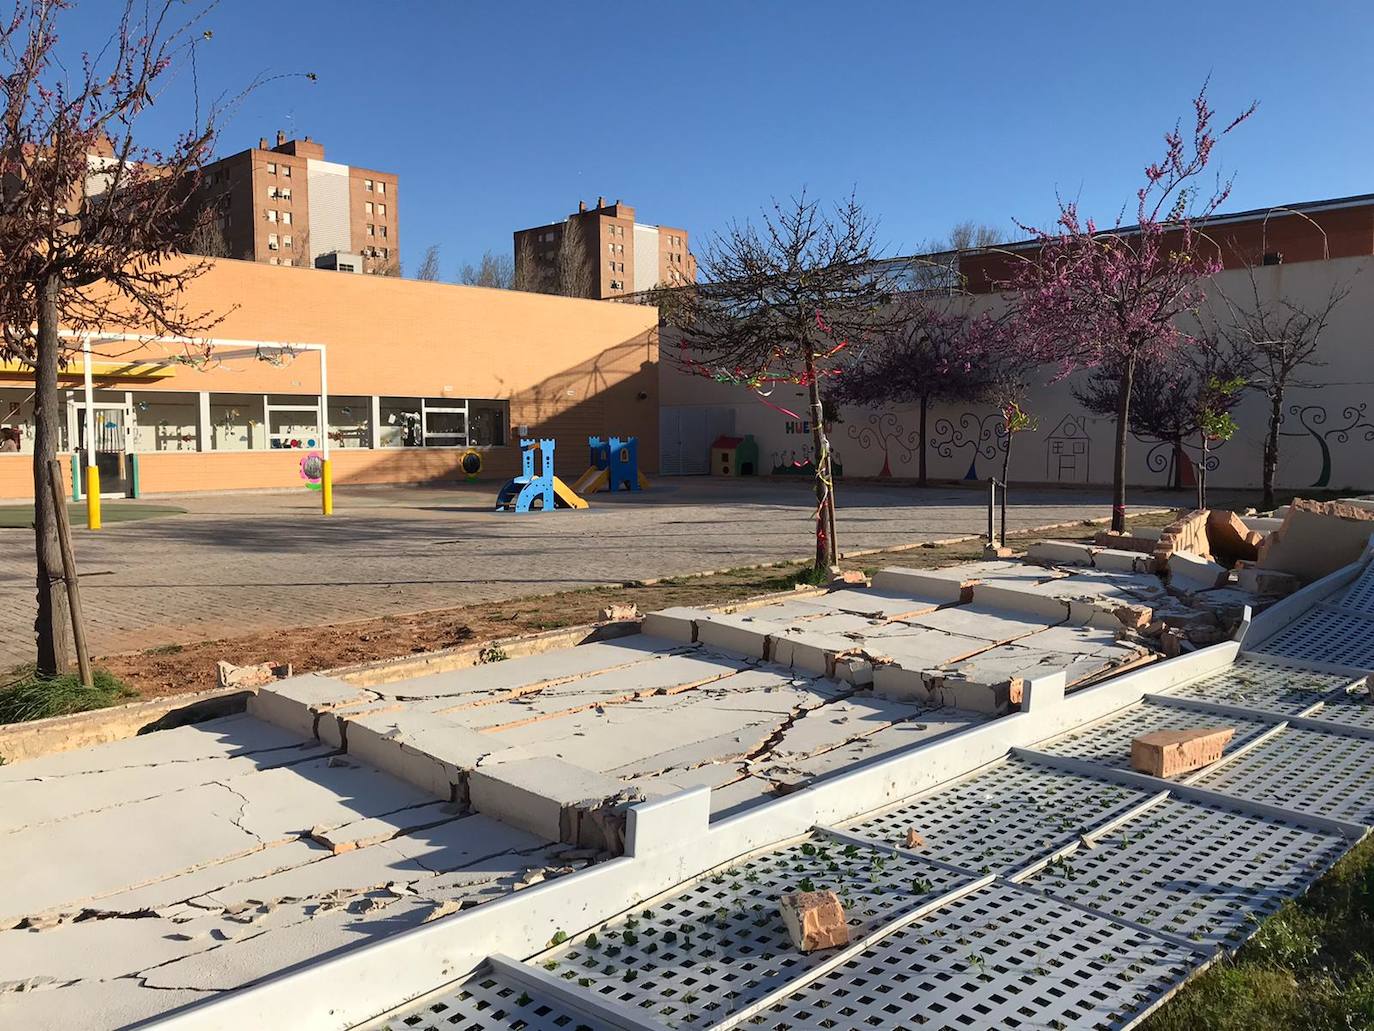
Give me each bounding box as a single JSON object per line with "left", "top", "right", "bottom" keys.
{"left": 0, "top": 257, "right": 661, "bottom": 497}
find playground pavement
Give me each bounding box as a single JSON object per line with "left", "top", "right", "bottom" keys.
{"left": 0, "top": 478, "right": 1172, "bottom": 670}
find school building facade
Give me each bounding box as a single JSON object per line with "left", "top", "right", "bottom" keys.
{"left": 0, "top": 258, "right": 660, "bottom": 501}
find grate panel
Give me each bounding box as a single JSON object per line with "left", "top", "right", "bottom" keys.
{"left": 1164, "top": 657, "right": 1352, "bottom": 715}
{"left": 1337, "top": 562, "right": 1374, "bottom": 616}
{"left": 1191, "top": 726, "right": 1374, "bottom": 823}
{"left": 376, "top": 969, "right": 593, "bottom": 1031}
{"left": 533, "top": 834, "right": 971, "bottom": 1028}
{"left": 1309, "top": 692, "right": 1374, "bottom": 730}
{"left": 755, "top": 880, "right": 1195, "bottom": 1031}
{"left": 845, "top": 757, "right": 1149, "bottom": 875}
{"left": 1258, "top": 607, "right": 1374, "bottom": 668}
{"left": 1038, "top": 700, "right": 1272, "bottom": 772}
{"left": 1026, "top": 796, "right": 1346, "bottom": 948}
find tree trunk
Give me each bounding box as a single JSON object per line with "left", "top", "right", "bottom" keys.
{"left": 33, "top": 275, "right": 73, "bottom": 676}
{"left": 918, "top": 394, "right": 928, "bottom": 487}
{"left": 804, "top": 345, "right": 832, "bottom": 570}
{"left": 1197, "top": 431, "right": 1208, "bottom": 510}
{"left": 1000, "top": 428, "right": 1013, "bottom": 546}
{"left": 1263, "top": 392, "right": 1282, "bottom": 511}
{"left": 1111, "top": 355, "right": 1135, "bottom": 533}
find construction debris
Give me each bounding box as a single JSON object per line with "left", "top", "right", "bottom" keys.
{"left": 779, "top": 889, "right": 850, "bottom": 952}
{"left": 1130, "top": 726, "right": 1235, "bottom": 778}
{"left": 1256, "top": 499, "right": 1374, "bottom": 581}
{"left": 598, "top": 603, "right": 641, "bottom": 622}
{"left": 215, "top": 660, "right": 291, "bottom": 691}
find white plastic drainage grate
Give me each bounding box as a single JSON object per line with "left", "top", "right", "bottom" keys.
{"left": 1037, "top": 700, "right": 1272, "bottom": 771}
{"left": 1162, "top": 657, "right": 1353, "bottom": 715}
{"left": 1190, "top": 726, "right": 1374, "bottom": 824}
{"left": 377, "top": 969, "right": 592, "bottom": 1031}
{"left": 747, "top": 880, "right": 1196, "bottom": 1031}
{"left": 1309, "top": 694, "right": 1374, "bottom": 730}
{"left": 1025, "top": 796, "right": 1348, "bottom": 949}
{"left": 1258, "top": 606, "right": 1374, "bottom": 668}
{"left": 528, "top": 834, "right": 973, "bottom": 1028}
{"left": 1336, "top": 562, "right": 1374, "bottom": 616}
{"left": 845, "top": 757, "right": 1149, "bottom": 875}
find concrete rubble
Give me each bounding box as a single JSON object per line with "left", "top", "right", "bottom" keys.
{"left": 0, "top": 546, "right": 1304, "bottom": 1028}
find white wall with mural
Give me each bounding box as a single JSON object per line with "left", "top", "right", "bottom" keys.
{"left": 660, "top": 255, "right": 1374, "bottom": 493}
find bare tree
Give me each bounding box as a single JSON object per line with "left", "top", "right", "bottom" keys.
{"left": 673, "top": 190, "right": 904, "bottom": 570}
{"left": 945, "top": 221, "right": 1003, "bottom": 251}
{"left": 554, "top": 219, "right": 593, "bottom": 298}
{"left": 512, "top": 235, "right": 542, "bottom": 292}
{"left": 0, "top": 0, "right": 266, "bottom": 674}
{"left": 458, "top": 250, "right": 514, "bottom": 289}
{"left": 414, "top": 244, "right": 441, "bottom": 281}
{"left": 183, "top": 207, "right": 231, "bottom": 258}
{"left": 1213, "top": 265, "right": 1350, "bottom": 509}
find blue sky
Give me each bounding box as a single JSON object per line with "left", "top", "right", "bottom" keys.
{"left": 67, "top": 1, "right": 1374, "bottom": 276}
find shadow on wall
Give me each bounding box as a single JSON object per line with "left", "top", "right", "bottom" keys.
{"left": 334, "top": 329, "right": 659, "bottom": 488}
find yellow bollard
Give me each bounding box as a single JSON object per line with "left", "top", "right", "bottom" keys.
{"left": 86, "top": 465, "right": 102, "bottom": 530}
{"left": 321, "top": 459, "right": 333, "bottom": 516}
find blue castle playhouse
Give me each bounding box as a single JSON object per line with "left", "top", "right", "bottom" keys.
{"left": 571, "top": 435, "right": 651, "bottom": 495}
{"left": 494, "top": 439, "right": 588, "bottom": 513}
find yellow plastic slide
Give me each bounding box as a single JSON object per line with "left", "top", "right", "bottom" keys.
{"left": 572, "top": 466, "right": 608, "bottom": 494}
{"left": 551, "top": 476, "right": 590, "bottom": 509}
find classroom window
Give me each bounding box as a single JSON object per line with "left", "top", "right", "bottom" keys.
{"left": 326, "top": 396, "right": 370, "bottom": 448}
{"left": 129, "top": 392, "right": 198, "bottom": 452}
{"left": 209, "top": 393, "right": 266, "bottom": 451}
{"left": 266, "top": 394, "right": 321, "bottom": 449}
{"left": 467, "top": 400, "right": 508, "bottom": 446}
{"left": 379, "top": 397, "right": 421, "bottom": 447}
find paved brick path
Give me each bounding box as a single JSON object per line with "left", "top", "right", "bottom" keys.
{"left": 0, "top": 479, "right": 1168, "bottom": 665}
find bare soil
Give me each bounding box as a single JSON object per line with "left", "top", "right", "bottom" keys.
{"left": 100, "top": 511, "right": 1180, "bottom": 699}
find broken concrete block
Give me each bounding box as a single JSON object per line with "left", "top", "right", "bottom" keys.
{"left": 1257, "top": 498, "right": 1374, "bottom": 581}
{"left": 1207, "top": 510, "right": 1263, "bottom": 563}
{"left": 834, "top": 656, "right": 874, "bottom": 686}
{"left": 832, "top": 569, "right": 870, "bottom": 586}
{"left": 247, "top": 674, "right": 373, "bottom": 740}
{"left": 871, "top": 567, "right": 973, "bottom": 604}
{"left": 1092, "top": 548, "right": 1150, "bottom": 573}
{"left": 870, "top": 665, "right": 933, "bottom": 703}
{"left": 1185, "top": 624, "right": 1225, "bottom": 646}
{"left": 694, "top": 613, "right": 771, "bottom": 659}
{"left": 468, "top": 757, "right": 638, "bottom": 850}
{"left": 1159, "top": 629, "right": 1187, "bottom": 658}
{"left": 769, "top": 629, "right": 855, "bottom": 677}
{"left": 640, "top": 607, "right": 705, "bottom": 644}
{"left": 1235, "top": 566, "right": 1301, "bottom": 598}
{"left": 344, "top": 710, "right": 500, "bottom": 801}
{"left": 599, "top": 603, "right": 641, "bottom": 622}
{"left": 1167, "top": 550, "right": 1229, "bottom": 592}
{"left": 215, "top": 660, "right": 291, "bottom": 691}
{"left": 1130, "top": 727, "right": 1235, "bottom": 778}
{"left": 904, "top": 828, "right": 927, "bottom": 850}
{"left": 968, "top": 583, "right": 1071, "bottom": 624}
{"left": 1095, "top": 528, "right": 1162, "bottom": 554}
{"left": 1027, "top": 540, "right": 1098, "bottom": 567}
{"left": 1113, "top": 604, "right": 1154, "bottom": 630}
{"left": 982, "top": 545, "right": 1014, "bottom": 559}
{"left": 779, "top": 889, "right": 850, "bottom": 952}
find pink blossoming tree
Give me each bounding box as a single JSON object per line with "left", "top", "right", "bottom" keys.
{"left": 1003, "top": 84, "right": 1255, "bottom": 531}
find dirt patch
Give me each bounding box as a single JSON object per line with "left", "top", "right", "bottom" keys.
{"left": 98, "top": 511, "right": 1180, "bottom": 699}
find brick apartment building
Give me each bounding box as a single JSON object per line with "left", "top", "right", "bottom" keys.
{"left": 189, "top": 131, "right": 399, "bottom": 274}
{"left": 513, "top": 198, "right": 696, "bottom": 299}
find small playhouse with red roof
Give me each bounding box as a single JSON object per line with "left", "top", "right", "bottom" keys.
{"left": 711, "top": 434, "right": 760, "bottom": 476}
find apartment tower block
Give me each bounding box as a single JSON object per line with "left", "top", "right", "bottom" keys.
{"left": 513, "top": 198, "right": 695, "bottom": 299}
{"left": 192, "top": 131, "right": 399, "bottom": 274}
